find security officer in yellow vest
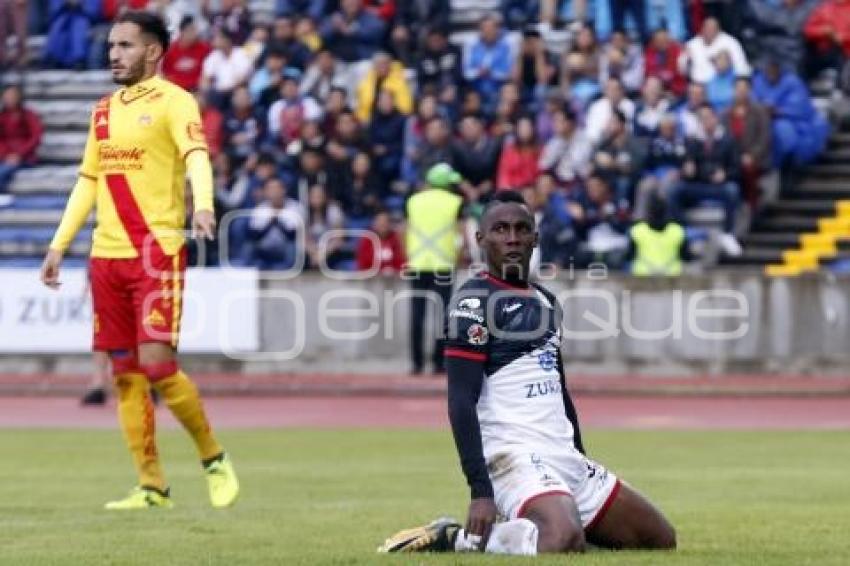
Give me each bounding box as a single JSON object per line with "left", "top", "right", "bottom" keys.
{"left": 405, "top": 162, "right": 465, "bottom": 374}
{"left": 627, "top": 195, "right": 691, "bottom": 276}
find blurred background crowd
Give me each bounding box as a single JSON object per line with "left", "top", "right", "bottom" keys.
{"left": 2, "top": 0, "right": 849, "bottom": 274}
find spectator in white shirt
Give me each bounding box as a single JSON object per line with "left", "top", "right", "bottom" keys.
{"left": 267, "top": 68, "right": 323, "bottom": 146}
{"left": 680, "top": 17, "right": 750, "bottom": 83}
{"left": 585, "top": 77, "right": 636, "bottom": 144}
{"left": 538, "top": 105, "right": 593, "bottom": 186}
{"left": 201, "top": 29, "right": 254, "bottom": 109}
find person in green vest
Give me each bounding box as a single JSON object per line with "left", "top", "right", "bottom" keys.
{"left": 405, "top": 162, "right": 465, "bottom": 374}
{"left": 628, "top": 195, "right": 691, "bottom": 276}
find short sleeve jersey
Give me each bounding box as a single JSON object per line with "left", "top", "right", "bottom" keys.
{"left": 445, "top": 272, "right": 575, "bottom": 458}
{"left": 80, "top": 76, "right": 209, "bottom": 258}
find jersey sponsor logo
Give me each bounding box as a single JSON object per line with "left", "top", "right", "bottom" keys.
{"left": 187, "top": 121, "right": 205, "bottom": 142}
{"left": 538, "top": 350, "right": 556, "bottom": 371}
{"left": 467, "top": 323, "right": 489, "bottom": 345}
{"left": 449, "top": 309, "right": 484, "bottom": 323}
{"left": 503, "top": 302, "right": 522, "bottom": 314}
{"left": 98, "top": 145, "right": 146, "bottom": 171}
{"left": 143, "top": 308, "right": 167, "bottom": 328}
{"left": 524, "top": 378, "right": 562, "bottom": 399}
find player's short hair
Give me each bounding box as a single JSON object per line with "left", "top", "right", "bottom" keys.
{"left": 481, "top": 190, "right": 532, "bottom": 229}
{"left": 116, "top": 11, "right": 170, "bottom": 53}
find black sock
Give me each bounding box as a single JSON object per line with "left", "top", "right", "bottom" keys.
{"left": 202, "top": 452, "right": 225, "bottom": 468}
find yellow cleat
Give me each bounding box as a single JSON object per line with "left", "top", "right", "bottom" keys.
{"left": 104, "top": 486, "right": 174, "bottom": 510}
{"left": 377, "top": 517, "right": 461, "bottom": 553}
{"left": 205, "top": 453, "right": 239, "bottom": 508}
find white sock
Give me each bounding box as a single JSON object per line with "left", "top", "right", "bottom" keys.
{"left": 453, "top": 519, "right": 538, "bottom": 555}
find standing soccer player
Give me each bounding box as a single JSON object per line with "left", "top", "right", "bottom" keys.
{"left": 40, "top": 11, "right": 239, "bottom": 510}
{"left": 380, "top": 191, "right": 676, "bottom": 555}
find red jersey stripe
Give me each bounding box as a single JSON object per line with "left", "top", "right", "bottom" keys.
{"left": 104, "top": 173, "right": 164, "bottom": 257}
{"left": 444, "top": 348, "right": 487, "bottom": 362}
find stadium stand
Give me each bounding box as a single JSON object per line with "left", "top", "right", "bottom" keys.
{"left": 2, "top": 0, "right": 850, "bottom": 274}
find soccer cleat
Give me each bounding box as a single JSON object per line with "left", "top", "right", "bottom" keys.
{"left": 80, "top": 386, "right": 107, "bottom": 406}
{"left": 377, "top": 517, "right": 461, "bottom": 553}
{"left": 205, "top": 453, "right": 239, "bottom": 508}
{"left": 104, "top": 486, "right": 174, "bottom": 510}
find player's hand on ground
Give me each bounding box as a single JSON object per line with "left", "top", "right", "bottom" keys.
{"left": 40, "top": 249, "right": 63, "bottom": 289}
{"left": 466, "top": 497, "right": 498, "bottom": 549}
{"left": 192, "top": 210, "right": 216, "bottom": 240}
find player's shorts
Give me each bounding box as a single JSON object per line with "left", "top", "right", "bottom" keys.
{"left": 487, "top": 449, "right": 621, "bottom": 530}
{"left": 89, "top": 247, "right": 187, "bottom": 351}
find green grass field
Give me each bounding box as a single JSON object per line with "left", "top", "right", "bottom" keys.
{"left": 0, "top": 428, "right": 847, "bottom": 565}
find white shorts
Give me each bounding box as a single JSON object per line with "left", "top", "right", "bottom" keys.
{"left": 487, "top": 449, "right": 621, "bottom": 529}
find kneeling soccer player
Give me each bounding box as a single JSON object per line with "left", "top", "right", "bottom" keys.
{"left": 40, "top": 11, "right": 238, "bottom": 510}
{"left": 379, "top": 191, "right": 676, "bottom": 555}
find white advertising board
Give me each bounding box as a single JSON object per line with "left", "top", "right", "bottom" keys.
{"left": 0, "top": 268, "right": 259, "bottom": 353}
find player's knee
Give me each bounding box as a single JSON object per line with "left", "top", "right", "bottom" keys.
{"left": 536, "top": 525, "right": 585, "bottom": 554}
{"left": 649, "top": 522, "right": 677, "bottom": 550}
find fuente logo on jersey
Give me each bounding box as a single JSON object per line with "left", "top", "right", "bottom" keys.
{"left": 99, "top": 145, "right": 146, "bottom": 171}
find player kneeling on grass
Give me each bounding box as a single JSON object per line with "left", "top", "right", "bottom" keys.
{"left": 379, "top": 191, "right": 676, "bottom": 555}
{"left": 40, "top": 11, "right": 238, "bottom": 510}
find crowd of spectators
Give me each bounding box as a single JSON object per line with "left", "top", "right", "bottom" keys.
{"left": 3, "top": 0, "right": 848, "bottom": 273}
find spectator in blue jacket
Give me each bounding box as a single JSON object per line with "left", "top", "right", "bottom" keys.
{"left": 537, "top": 173, "right": 578, "bottom": 267}
{"left": 463, "top": 14, "right": 514, "bottom": 115}
{"left": 368, "top": 90, "right": 406, "bottom": 183}
{"left": 45, "top": 0, "right": 100, "bottom": 69}
{"left": 276, "top": 0, "right": 327, "bottom": 21}
{"left": 752, "top": 58, "right": 829, "bottom": 167}
{"left": 706, "top": 50, "right": 737, "bottom": 112}
{"left": 320, "top": 0, "right": 385, "bottom": 63}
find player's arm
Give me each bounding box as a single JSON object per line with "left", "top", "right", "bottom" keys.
{"left": 446, "top": 354, "right": 498, "bottom": 545}
{"left": 41, "top": 120, "right": 99, "bottom": 289}
{"left": 445, "top": 294, "right": 497, "bottom": 545}
{"left": 168, "top": 91, "right": 215, "bottom": 239}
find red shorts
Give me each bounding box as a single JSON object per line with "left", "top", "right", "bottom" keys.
{"left": 90, "top": 247, "right": 187, "bottom": 351}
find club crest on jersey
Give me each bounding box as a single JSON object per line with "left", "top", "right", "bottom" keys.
{"left": 467, "top": 323, "right": 489, "bottom": 345}
{"left": 187, "top": 121, "right": 205, "bottom": 142}
{"left": 458, "top": 297, "right": 481, "bottom": 311}
{"left": 538, "top": 351, "right": 556, "bottom": 371}
{"left": 138, "top": 114, "right": 153, "bottom": 127}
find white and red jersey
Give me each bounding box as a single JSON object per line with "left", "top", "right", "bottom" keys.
{"left": 444, "top": 272, "right": 576, "bottom": 459}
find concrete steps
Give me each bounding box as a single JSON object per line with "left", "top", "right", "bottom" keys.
{"left": 8, "top": 165, "right": 79, "bottom": 194}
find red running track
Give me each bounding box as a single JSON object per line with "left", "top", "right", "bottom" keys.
{"left": 1, "top": 395, "right": 849, "bottom": 429}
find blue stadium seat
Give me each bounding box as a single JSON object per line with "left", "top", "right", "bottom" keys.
{"left": 9, "top": 195, "right": 69, "bottom": 210}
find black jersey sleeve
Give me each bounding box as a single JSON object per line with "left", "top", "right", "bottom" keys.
{"left": 444, "top": 283, "right": 493, "bottom": 498}
{"left": 447, "top": 355, "right": 493, "bottom": 499}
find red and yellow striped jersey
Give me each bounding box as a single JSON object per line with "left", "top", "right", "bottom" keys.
{"left": 66, "top": 75, "right": 212, "bottom": 258}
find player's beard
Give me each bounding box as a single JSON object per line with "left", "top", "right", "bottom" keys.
{"left": 113, "top": 57, "right": 147, "bottom": 86}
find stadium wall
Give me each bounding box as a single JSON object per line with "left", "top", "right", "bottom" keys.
{"left": 1, "top": 269, "right": 849, "bottom": 378}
